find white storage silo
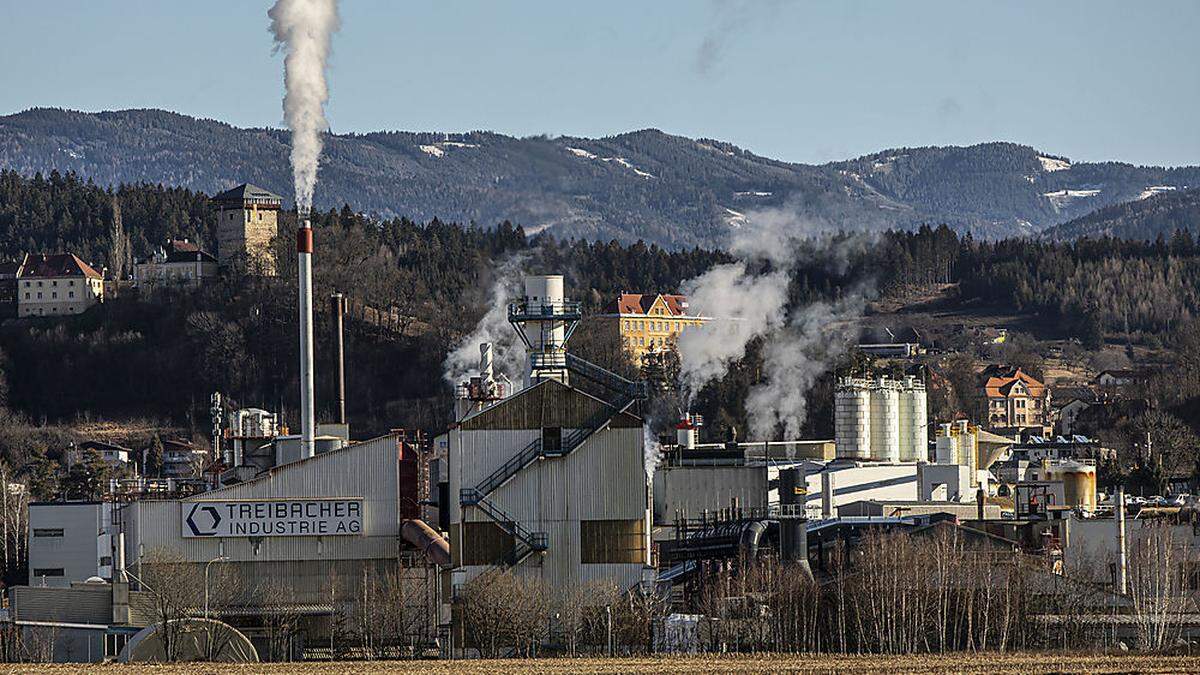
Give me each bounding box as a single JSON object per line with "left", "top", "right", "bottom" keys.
{"left": 835, "top": 379, "right": 871, "bottom": 460}
{"left": 935, "top": 423, "right": 958, "bottom": 464}
{"left": 898, "top": 376, "right": 928, "bottom": 462}
{"left": 870, "top": 380, "right": 900, "bottom": 462}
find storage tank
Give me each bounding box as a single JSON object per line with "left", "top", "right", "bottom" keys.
{"left": 935, "top": 424, "right": 958, "bottom": 464}
{"left": 870, "top": 380, "right": 900, "bottom": 462}
{"left": 835, "top": 379, "right": 871, "bottom": 460}
{"left": 523, "top": 275, "right": 566, "bottom": 351}
{"left": 898, "top": 376, "right": 928, "bottom": 462}
{"left": 1054, "top": 462, "right": 1098, "bottom": 511}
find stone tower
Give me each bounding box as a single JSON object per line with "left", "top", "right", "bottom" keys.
{"left": 212, "top": 184, "right": 282, "bottom": 275}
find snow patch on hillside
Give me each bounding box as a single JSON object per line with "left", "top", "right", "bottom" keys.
{"left": 735, "top": 191, "right": 773, "bottom": 197}
{"left": 418, "top": 140, "right": 480, "bottom": 158}
{"left": 1137, "top": 185, "right": 1178, "bottom": 200}
{"left": 1038, "top": 156, "right": 1070, "bottom": 172}
{"left": 723, "top": 207, "right": 747, "bottom": 228}
{"left": 1043, "top": 188, "right": 1100, "bottom": 209}
{"left": 565, "top": 147, "right": 654, "bottom": 178}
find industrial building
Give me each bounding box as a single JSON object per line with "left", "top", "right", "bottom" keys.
{"left": 447, "top": 275, "right": 652, "bottom": 594}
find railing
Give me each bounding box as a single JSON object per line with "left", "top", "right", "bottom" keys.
{"left": 474, "top": 436, "right": 544, "bottom": 497}
{"left": 460, "top": 487, "right": 548, "bottom": 564}
{"left": 566, "top": 353, "right": 647, "bottom": 400}
{"left": 507, "top": 300, "right": 583, "bottom": 323}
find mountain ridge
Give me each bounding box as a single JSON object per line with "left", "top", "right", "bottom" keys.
{"left": 2, "top": 107, "right": 1196, "bottom": 248}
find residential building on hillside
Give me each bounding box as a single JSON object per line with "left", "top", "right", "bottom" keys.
{"left": 1094, "top": 369, "right": 1149, "bottom": 391}
{"left": 17, "top": 253, "right": 104, "bottom": 317}
{"left": 978, "top": 365, "right": 1051, "bottom": 432}
{"left": 0, "top": 257, "right": 25, "bottom": 319}
{"left": 594, "top": 292, "right": 706, "bottom": 363}
{"left": 133, "top": 239, "right": 217, "bottom": 288}
{"left": 1052, "top": 386, "right": 1099, "bottom": 436}
{"left": 212, "top": 183, "right": 281, "bottom": 275}
{"left": 65, "top": 441, "right": 133, "bottom": 470}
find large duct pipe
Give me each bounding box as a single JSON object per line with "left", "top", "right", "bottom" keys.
{"left": 331, "top": 293, "right": 346, "bottom": 425}
{"left": 402, "top": 519, "right": 451, "bottom": 568}
{"left": 298, "top": 215, "right": 316, "bottom": 458}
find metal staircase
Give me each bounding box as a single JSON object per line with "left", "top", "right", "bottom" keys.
{"left": 459, "top": 487, "right": 548, "bottom": 565}
{"left": 459, "top": 359, "right": 644, "bottom": 568}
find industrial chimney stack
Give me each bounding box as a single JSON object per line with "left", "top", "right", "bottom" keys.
{"left": 297, "top": 211, "right": 316, "bottom": 458}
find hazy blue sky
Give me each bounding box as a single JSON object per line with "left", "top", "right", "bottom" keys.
{"left": 2, "top": 0, "right": 1197, "bottom": 166}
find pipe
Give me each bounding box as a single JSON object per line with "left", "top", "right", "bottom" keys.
{"left": 1116, "top": 487, "right": 1128, "bottom": 594}
{"left": 401, "top": 519, "right": 451, "bottom": 568}
{"left": 330, "top": 293, "right": 346, "bottom": 425}
{"left": 297, "top": 215, "right": 315, "bottom": 458}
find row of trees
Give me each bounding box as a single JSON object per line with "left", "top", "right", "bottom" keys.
{"left": 457, "top": 525, "right": 1198, "bottom": 657}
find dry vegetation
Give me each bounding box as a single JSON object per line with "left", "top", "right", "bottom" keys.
{"left": 5, "top": 653, "right": 1200, "bottom": 674}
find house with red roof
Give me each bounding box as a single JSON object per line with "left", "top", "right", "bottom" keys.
{"left": 16, "top": 253, "right": 104, "bottom": 317}
{"left": 133, "top": 239, "right": 218, "bottom": 289}
{"left": 595, "top": 292, "right": 707, "bottom": 363}
{"left": 978, "top": 364, "right": 1051, "bottom": 432}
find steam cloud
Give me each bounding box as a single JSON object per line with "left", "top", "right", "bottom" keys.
{"left": 269, "top": 0, "right": 340, "bottom": 211}
{"left": 443, "top": 253, "right": 530, "bottom": 390}
{"left": 677, "top": 206, "right": 874, "bottom": 439}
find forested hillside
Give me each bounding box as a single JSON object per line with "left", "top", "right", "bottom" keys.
{"left": 3, "top": 108, "right": 1198, "bottom": 247}
{"left": 2, "top": 171, "right": 1200, "bottom": 471}
{"left": 1041, "top": 187, "right": 1200, "bottom": 241}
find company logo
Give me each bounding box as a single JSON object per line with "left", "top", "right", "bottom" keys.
{"left": 184, "top": 503, "right": 223, "bottom": 537}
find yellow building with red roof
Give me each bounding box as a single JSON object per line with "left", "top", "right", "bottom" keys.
{"left": 597, "top": 292, "right": 707, "bottom": 363}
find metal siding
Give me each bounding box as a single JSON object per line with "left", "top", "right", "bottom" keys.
{"left": 123, "top": 437, "right": 398, "bottom": 567}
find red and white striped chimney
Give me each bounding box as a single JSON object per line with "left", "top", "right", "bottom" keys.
{"left": 297, "top": 211, "right": 315, "bottom": 458}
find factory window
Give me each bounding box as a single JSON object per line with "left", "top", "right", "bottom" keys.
{"left": 99, "top": 556, "right": 112, "bottom": 567}
{"left": 33, "top": 528, "right": 64, "bottom": 538}
{"left": 580, "top": 519, "right": 646, "bottom": 564}
{"left": 543, "top": 427, "right": 562, "bottom": 454}
{"left": 32, "top": 568, "right": 64, "bottom": 577}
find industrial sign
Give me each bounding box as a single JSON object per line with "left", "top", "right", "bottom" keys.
{"left": 182, "top": 498, "right": 364, "bottom": 538}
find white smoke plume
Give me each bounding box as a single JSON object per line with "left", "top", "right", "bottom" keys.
{"left": 677, "top": 262, "right": 790, "bottom": 401}
{"left": 677, "top": 205, "right": 875, "bottom": 439}
{"left": 269, "top": 0, "right": 340, "bottom": 211}
{"left": 443, "top": 253, "right": 530, "bottom": 390}
{"left": 643, "top": 424, "right": 662, "bottom": 481}
{"left": 745, "top": 289, "right": 867, "bottom": 439}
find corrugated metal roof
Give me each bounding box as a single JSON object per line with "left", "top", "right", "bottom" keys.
{"left": 460, "top": 379, "right": 640, "bottom": 431}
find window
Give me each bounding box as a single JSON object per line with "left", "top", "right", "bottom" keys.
{"left": 36, "top": 292, "right": 41, "bottom": 299}
{"left": 543, "top": 427, "right": 562, "bottom": 454}
{"left": 99, "top": 556, "right": 113, "bottom": 567}
{"left": 51, "top": 280, "right": 57, "bottom": 287}
{"left": 580, "top": 519, "right": 646, "bottom": 564}
{"left": 22, "top": 281, "right": 28, "bottom": 288}
{"left": 33, "top": 528, "right": 64, "bottom": 538}
{"left": 69, "top": 280, "right": 75, "bottom": 286}
{"left": 68, "top": 291, "right": 74, "bottom": 298}
{"left": 37, "top": 281, "right": 42, "bottom": 287}
{"left": 32, "top": 568, "right": 64, "bottom": 577}
{"left": 51, "top": 292, "right": 56, "bottom": 299}
{"left": 23, "top": 293, "right": 28, "bottom": 300}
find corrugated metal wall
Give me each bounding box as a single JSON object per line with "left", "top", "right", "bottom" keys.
{"left": 120, "top": 435, "right": 401, "bottom": 602}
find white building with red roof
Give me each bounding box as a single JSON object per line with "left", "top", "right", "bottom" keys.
{"left": 17, "top": 253, "right": 104, "bottom": 317}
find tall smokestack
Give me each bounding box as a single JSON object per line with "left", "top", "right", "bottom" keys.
{"left": 331, "top": 292, "right": 346, "bottom": 425}
{"left": 298, "top": 214, "right": 316, "bottom": 458}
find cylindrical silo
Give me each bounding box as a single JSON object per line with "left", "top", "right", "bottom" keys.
{"left": 898, "top": 377, "right": 928, "bottom": 462}
{"left": 835, "top": 379, "right": 871, "bottom": 460}
{"left": 870, "top": 380, "right": 900, "bottom": 462}
{"left": 1057, "top": 462, "right": 1098, "bottom": 511}
{"left": 935, "top": 424, "right": 958, "bottom": 465}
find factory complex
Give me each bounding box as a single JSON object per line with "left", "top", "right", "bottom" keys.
{"left": 2, "top": 246, "right": 1191, "bottom": 661}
